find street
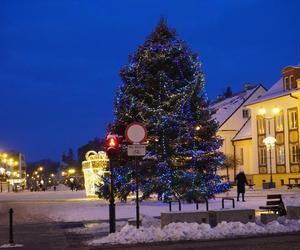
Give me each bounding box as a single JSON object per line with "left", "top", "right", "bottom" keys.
{"left": 1, "top": 222, "right": 300, "bottom": 250}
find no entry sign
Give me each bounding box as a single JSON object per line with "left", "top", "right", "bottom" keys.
{"left": 125, "top": 122, "right": 147, "bottom": 144}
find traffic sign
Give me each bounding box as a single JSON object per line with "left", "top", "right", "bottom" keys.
{"left": 127, "top": 145, "right": 146, "bottom": 156}
{"left": 125, "top": 122, "right": 147, "bottom": 144}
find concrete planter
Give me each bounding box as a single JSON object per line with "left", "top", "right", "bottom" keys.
{"left": 208, "top": 209, "right": 255, "bottom": 227}
{"left": 260, "top": 213, "right": 279, "bottom": 224}
{"left": 287, "top": 206, "right": 300, "bottom": 220}
{"left": 161, "top": 211, "right": 209, "bottom": 228}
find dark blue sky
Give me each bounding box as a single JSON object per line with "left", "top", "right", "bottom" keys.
{"left": 0, "top": 0, "right": 300, "bottom": 162}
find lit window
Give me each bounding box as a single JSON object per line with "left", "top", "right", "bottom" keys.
{"left": 257, "top": 116, "right": 265, "bottom": 135}
{"left": 288, "top": 110, "right": 298, "bottom": 129}
{"left": 275, "top": 111, "right": 284, "bottom": 132}
{"left": 259, "top": 147, "right": 267, "bottom": 166}
{"left": 290, "top": 144, "right": 299, "bottom": 164}
{"left": 276, "top": 145, "right": 285, "bottom": 165}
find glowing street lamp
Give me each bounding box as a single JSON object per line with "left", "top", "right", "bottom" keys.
{"left": 68, "top": 169, "right": 76, "bottom": 175}
{"left": 263, "top": 136, "right": 277, "bottom": 186}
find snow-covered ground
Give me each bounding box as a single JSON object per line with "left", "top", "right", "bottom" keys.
{"left": 0, "top": 187, "right": 299, "bottom": 225}
{"left": 1, "top": 187, "right": 300, "bottom": 246}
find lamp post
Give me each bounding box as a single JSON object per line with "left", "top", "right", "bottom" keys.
{"left": 259, "top": 107, "right": 280, "bottom": 189}
{"left": 0, "top": 167, "right": 5, "bottom": 192}
{"left": 263, "top": 136, "right": 277, "bottom": 188}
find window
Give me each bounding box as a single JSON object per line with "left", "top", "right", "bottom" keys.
{"left": 290, "top": 144, "right": 299, "bottom": 164}
{"left": 259, "top": 147, "right": 267, "bottom": 166}
{"left": 276, "top": 145, "right": 285, "bottom": 165}
{"left": 285, "top": 77, "right": 289, "bottom": 90}
{"left": 242, "top": 109, "right": 249, "bottom": 118}
{"left": 275, "top": 111, "right": 284, "bottom": 132}
{"left": 240, "top": 148, "right": 244, "bottom": 165}
{"left": 290, "top": 75, "right": 296, "bottom": 89}
{"left": 288, "top": 109, "right": 298, "bottom": 129}
{"left": 257, "top": 116, "right": 265, "bottom": 135}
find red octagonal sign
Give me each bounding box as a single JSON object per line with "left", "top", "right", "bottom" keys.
{"left": 125, "top": 122, "right": 147, "bottom": 144}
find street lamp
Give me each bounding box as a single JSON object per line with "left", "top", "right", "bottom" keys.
{"left": 259, "top": 107, "right": 281, "bottom": 189}
{"left": 263, "top": 136, "right": 277, "bottom": 188}
{"left": 0, "top": 167, "right": 5, "bottom": 192}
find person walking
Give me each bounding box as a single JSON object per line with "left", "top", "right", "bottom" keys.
{"left": 235, "top": 168, "right": 248, "bottom": 202}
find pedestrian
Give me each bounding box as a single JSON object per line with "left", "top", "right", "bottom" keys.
{"left": 235, "top": 168, "right": 248, "bottom": 202}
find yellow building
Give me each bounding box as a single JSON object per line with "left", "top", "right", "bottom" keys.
{"left": 213, "top": 62, "right": 300, "bottom": 188}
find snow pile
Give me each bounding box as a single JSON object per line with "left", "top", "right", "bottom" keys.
{"left": 89, "top": 219, "right": 300, "bottom": 246}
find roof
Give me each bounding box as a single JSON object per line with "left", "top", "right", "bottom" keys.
{"left": 247, "top": 62, "right": 300, "bottom": 106}
{"left": 211, "top": 85, "right": 261, "bottom": 126}
{"left": 232, "top": 118, "right": 251, "bottom": 141}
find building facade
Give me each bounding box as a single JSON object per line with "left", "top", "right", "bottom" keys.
{"left": 214, "top": 63, "right": 300, "bottom": 188}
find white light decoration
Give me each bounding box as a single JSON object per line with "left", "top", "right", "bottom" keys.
{"left": 82, "top": 151, "right": 109, "bottom": 197}
{"left": 263, "top": 136, "right": 277, "bottom": 150}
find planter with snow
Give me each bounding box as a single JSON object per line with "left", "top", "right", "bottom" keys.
{"left": 287, "top": 206, "right": 300, "bottom": 220}
{"left": 209, "top": 209, "right": 255, "bottom": 227}
{"left": 161, "top": 211, "right": 209, "bottom": 228}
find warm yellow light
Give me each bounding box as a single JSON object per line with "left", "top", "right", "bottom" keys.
{"left": 272, "top": 107, "right": 280, "bottom": 115}
{"left": 51, "top": 173, "right": 55, "bottom": 177}
{"left": 263, "top": 136, "right": 277, "bottom": 150}
{"left": 37, "top": 175, "right": 40, "bottom": 178}
{"left": 3, "top": 153, "right": 8, "bottom": 159}
{"left": 16, "top": 173, "right": 20, "bottom": 178}
{"left": 3, "top": 158, "right": 7, "bottom": 163}
{"left": 258, "top": 108, "right": 266, "bottom": 116}
{"left": 48, "top": 180, "right": 51, "bottom": 183}
{"left": 68, "top": 169, "right": 76, "bottom": 174}
{"left": 34, "top": 171, "right": 38, "bottom": 175}
{"left": 26, "top": 174, "right": 29, "bottom": 177}
{"left": 61, "top": 171, "right": 66, "bottom": 176}
{"left": 13, "top": 171, "right": 17, "bottom": 176}
{"left": 14, "top": 161, "right": 19, "bottom": 166}
{"left": 39, "top": 166, "right": 43, "bottom": 171}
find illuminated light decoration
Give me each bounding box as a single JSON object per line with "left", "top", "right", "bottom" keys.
{"left": 263, "top": 136, "right": 277, "bottom": 150}
{"left": 82, "top": 151, "right": 109, "bottom": 197}
{"left": 258, "top": 108, "right": 266, "bottom": 116}
{"left": 68, "top": 169, "right": 76, "bottom": 174}
{"left": 272, "top": 107, "right": 281, "bottom": 115}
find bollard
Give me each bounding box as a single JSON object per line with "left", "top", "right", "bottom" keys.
{"left": 9, "top": 208, "right": 14, "bottom": 244}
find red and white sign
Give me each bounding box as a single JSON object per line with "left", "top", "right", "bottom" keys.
{"left": 125, "top": 122, "right": 147, "bottom": 144}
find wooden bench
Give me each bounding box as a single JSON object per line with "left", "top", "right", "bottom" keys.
{"left": 259, "top": 194, "right": 287, "bottom": 216}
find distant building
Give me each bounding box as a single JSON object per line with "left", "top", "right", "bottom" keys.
{"left": 213, "top": 62, "right": 300, "bottom": 188}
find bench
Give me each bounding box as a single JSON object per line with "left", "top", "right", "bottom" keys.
{"left": 259, "top": 194, "right": 287, "bottom": 216}
{"left": 222, "top": 197, "right": 235, "bottom": 209}
{"left": 286, "top": 183, "right": 300, "bottom": 189}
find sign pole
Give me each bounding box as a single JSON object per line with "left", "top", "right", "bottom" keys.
{"left": 109, "top": 159, "right": 116, "bottom": 233}
{"left": 135, "top": 156, "right": 140, "bottom": 229}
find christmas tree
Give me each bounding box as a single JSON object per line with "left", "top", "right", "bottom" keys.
{"left": 106, "top": 18, "right": 230, "bottom": 201}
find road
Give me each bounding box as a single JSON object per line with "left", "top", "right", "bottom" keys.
{"left": 0, "top": 222, "right": 300, "bottom": 250}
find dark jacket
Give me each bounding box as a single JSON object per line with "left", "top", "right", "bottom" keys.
{"left": 235, "top": 172, "right": 248, "bottom": 193}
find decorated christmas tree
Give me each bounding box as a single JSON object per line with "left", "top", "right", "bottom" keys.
{"left": 105, "top": 18, "right": 230, "bottom": 201}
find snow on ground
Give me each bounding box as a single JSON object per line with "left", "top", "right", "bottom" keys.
{"left": 0, "top": 187, "right": 299, "bottom": 225}
{"left": 89, "top": 219, "right": 300, "bottom": 246}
